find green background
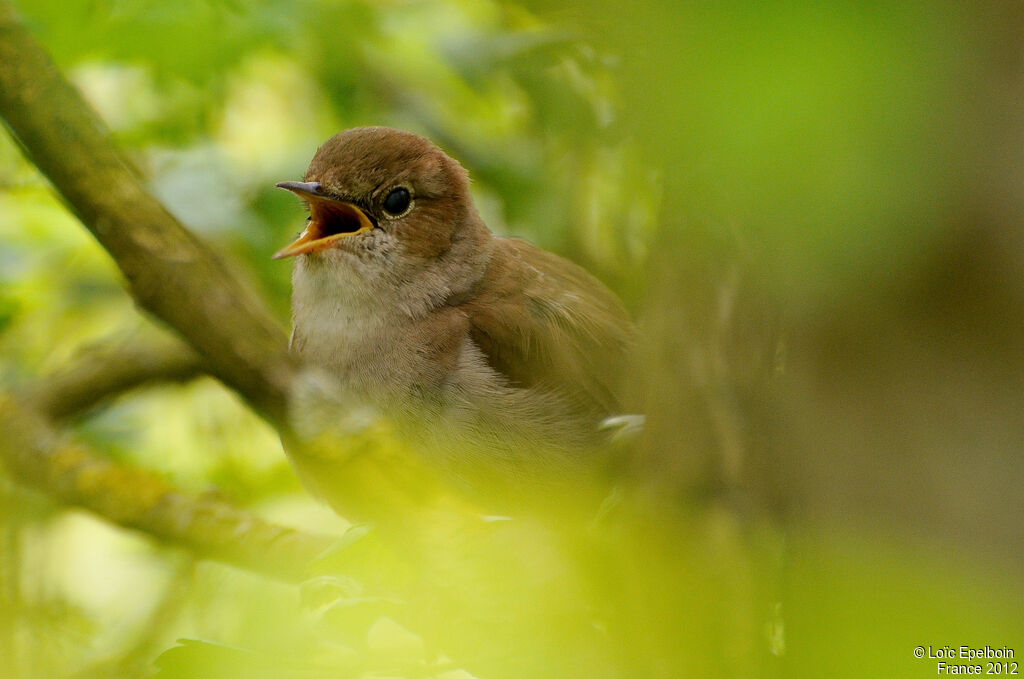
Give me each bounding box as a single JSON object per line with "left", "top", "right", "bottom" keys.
{"left": 1, "top": 0, "right": 1021, "bottom": 677}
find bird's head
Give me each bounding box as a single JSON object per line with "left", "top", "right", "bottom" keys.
{"left": 275, "top": 127, "right": 492, "bottom": 313}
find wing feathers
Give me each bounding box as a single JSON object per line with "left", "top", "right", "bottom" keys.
{"left": 457, "top": 238, "right": 634, "bottom": 416}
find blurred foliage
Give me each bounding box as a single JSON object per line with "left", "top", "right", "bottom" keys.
{"left": 1, "top": 0, "right": 1022, "bottom": 677}
{"left": 1, "top": 0, "right": 657, "bottom": 676}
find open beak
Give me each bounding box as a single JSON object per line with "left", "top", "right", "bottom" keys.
{"left": 272, "top": 181, "right": 375, "bottom": 259}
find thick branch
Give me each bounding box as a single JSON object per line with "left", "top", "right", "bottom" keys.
{"left": 0, "top": 2, "right": 292, "bottom": 426}
{"left": 0, "top": 395, "right": 334, "bottom": 583}
{"left": 23, "top": 333, "right": 206, "bottom": 420}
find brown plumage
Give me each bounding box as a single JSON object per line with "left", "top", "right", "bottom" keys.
{"left": 275, "top": 127, "right": 634, "bottom": 514}
{"left": 461, "top": 237, "right": 631, "bottom": 417}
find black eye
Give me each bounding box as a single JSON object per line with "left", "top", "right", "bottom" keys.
{"left": 382, "top": 186, "right": 411, "bottom": 216}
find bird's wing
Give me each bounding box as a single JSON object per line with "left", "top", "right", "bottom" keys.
{"left": 458, "top": 237, "right": 635, "bottom": 416}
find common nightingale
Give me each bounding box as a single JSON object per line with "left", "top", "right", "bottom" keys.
{"left": 274, "top": 127, "right": 635, "bottom": 516}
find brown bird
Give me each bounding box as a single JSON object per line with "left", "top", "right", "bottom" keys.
{"left": 274, "top": 127, "right": 635, "bottom": 517}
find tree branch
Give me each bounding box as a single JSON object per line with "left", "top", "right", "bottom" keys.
{"left": 0, "top": 394, "right": 334, "bottom": 583}
{"left": 23, "top": 333, "right": 206, "bottom": 420}
{"left": 0, "top": 8, "right": 735, "bottom": 677}
{"left": 0, "top": 2, "right": 293, "bottom": 426}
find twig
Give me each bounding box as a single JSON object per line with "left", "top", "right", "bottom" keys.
{"left": 0, "top": 394, "right": 335, "bottom": 583}
{"left": 23, "top": 333, "right": 205, "bottom": 420}
{"left": 0, "top": 1, "right": 293, "bottom": 426}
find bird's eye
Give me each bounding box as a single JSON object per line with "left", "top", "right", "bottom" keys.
{"left": 382, "top": 186, "right": 412, "bottom": 217}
